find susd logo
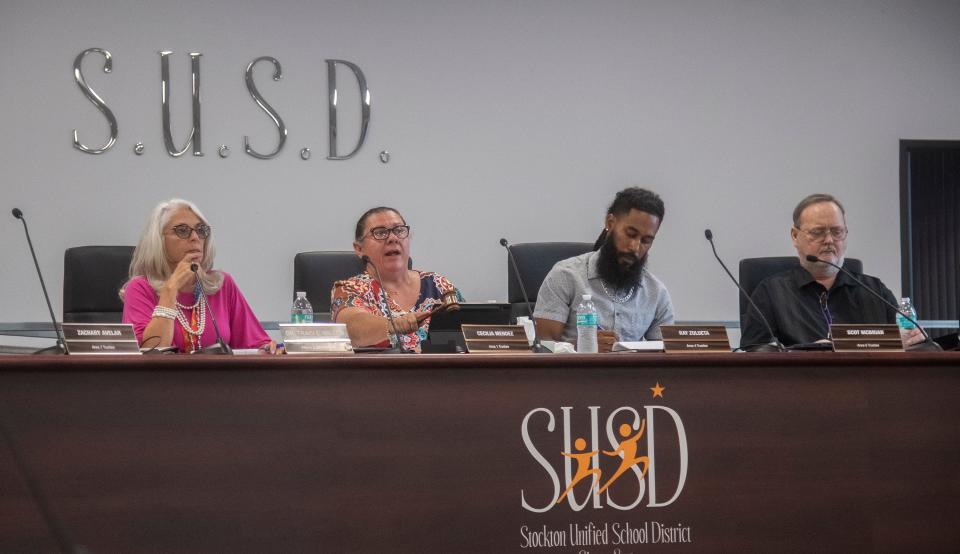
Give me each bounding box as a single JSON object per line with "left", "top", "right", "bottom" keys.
{"left": 521, "top": 405, "right": 688, "bottom": 513}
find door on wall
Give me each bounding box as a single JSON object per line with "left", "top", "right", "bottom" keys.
{"left": 899, "top": 140, "right": 960, "bottom": 342}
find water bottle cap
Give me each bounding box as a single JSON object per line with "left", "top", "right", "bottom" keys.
{"left": 582, "top": 294, "right": 591, "bottom": 301}
{"left": 900, "top": 297, "right": 910, "bottom": 303}
{"left": 296, "top": 291, "right": 307, "bottom": 298}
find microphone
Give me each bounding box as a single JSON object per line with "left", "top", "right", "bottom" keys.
{"left": 499, "top": 238, "right": 550, "bottom": 353}
{"left": 11, "top": 208, "right": 68, "bottom": 355}
{"left": 804, "top": 255, "right": 937, "bottom": 348}
{"left": 190, "top": 264, "right": 232, "bottom": 355}
{"left": 361, "top": 255, "right": 412, "bottom": 353}
{"left": 704, "top": 229, "right": 786, "bottom": 352}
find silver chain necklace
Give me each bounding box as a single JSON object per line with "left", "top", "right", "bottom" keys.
{"left": 598, "top": 280, "right": 636, "bottom": 304}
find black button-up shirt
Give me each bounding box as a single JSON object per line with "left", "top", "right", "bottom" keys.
{"left": 740, "top": 265, "right": 898, "bottom": 348}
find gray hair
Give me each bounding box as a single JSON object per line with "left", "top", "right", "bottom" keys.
{"left": 120, "top": 198, "right": 222, "bottom": 299}
{"left": 792, "top": 193, "right": 846, "bottom": 227}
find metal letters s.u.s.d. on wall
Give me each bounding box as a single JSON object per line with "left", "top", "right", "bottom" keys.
{"left": 72, "top": 48, "right": 371, "bottom": 160}
{"left": 72, "top": 48, "right": 118, "bottom": 155}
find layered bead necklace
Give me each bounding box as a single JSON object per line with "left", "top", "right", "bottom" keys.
{"left": 175, "top": 285, "right": 207, "bottom": 351}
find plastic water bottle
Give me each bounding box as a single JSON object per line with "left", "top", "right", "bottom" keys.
{"left": 576, "top": 294, "right": 598, "bottom": 353}
{"left": 291, "top": 291, "right": 314, "bottom": 323}
{"left": 896, "top": 297, "right": 917, "bottom": 331}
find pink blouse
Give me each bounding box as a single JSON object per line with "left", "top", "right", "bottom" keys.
{"left": 123, "top": 272, "right": 270, "bottom": 352}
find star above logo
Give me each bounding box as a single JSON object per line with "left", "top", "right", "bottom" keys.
{"left": 650, "top": 382, "right": 665, "bottom": 398}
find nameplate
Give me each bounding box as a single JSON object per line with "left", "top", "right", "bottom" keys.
{"left": 461, "top": 325, "right": 532, "bottom": 354}
{"left": 279, "top": 323, "right": 353, "bottom": 355}
{"left": 660, "top": 325, "right": 731, "bottom": 353}
{"left": 62, "top": 323, "right": 141, "bottom": 355}
{"left": 830, "top": 324, "right": 904, "bottom": 352}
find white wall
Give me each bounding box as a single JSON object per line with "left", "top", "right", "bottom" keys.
{"left": 2, "top": 0, "right": 959, "bottom": 324}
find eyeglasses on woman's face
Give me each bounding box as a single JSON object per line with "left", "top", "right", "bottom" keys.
{"left": 362, "top": 225, "right": 410, "bottom": 241}
{"left": 169, "top": 223, "right": 211, "bottom": 240}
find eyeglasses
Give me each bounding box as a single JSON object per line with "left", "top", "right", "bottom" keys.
{"left": 795, "top": 226, "right": 847, "bottom": 242}
{"left": 362, "top": 225, "right": 410, "bottom": 241}
{"left": 169, "top": 223, "right": 211, "bottom": 240}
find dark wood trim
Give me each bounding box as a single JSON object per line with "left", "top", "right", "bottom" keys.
{"left": 899, "top": 138, "right": 960, "bottom": 298}
{"left": 2, "top": 351, "right": 959, "bottom": 371}
{"left": 899, "top": 139, "right": 913, "bottom": 297}
{"left": 2, "top": 354, "right": 959, "bottom": 552}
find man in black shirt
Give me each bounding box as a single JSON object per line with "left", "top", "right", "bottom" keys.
{"left": 740, "top": 194, "right": 924, "bottom": 349}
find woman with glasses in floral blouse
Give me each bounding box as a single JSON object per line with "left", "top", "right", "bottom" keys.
{"left": 120, "top": 198, "right": 274, "bottom": 353}
{"left": 331, "top": 206, "right": 460, "bottom": 352}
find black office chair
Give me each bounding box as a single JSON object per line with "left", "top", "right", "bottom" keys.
{"left": 507, "top": 242, "right": 594, "bottom": 319}
{"left": 293, "top": 251, "right": 412, "bottom": 321}
{"left": 63, "top": 245, "right": 135, "bottom": 323}
{"left": 737, "top": 256, "right": 863, "bottom": 328}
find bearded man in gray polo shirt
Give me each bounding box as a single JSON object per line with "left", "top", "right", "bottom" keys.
{"left": 534, "top": 187, "right": 674, "bottom": 352}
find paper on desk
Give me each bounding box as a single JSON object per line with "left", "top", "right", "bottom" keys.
{"left": 612, "top": 340, "right": 664, "bottom": 352}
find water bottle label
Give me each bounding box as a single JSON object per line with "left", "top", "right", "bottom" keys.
{"left": 896, "top": 313, "right": 916, "bottom": 330}
{"left": 576, "top": 313, "right": 597, "bottom": 326}
{"left": 292, "top": 312, "right": 313, "bottom": 324}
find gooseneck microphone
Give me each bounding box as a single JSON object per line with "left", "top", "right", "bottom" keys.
{"left": 804, "top": 255, "right": 936, "bottom": 347}
{"left": 190, "top": 263, "right": 232, "bottom": 355}
{"left": 499, "top": 238, "right": 550, "bottom": 353}
{"left": 11, "top": 208, "right": 68, "bottom": 355}
{"left": 704, "top": 229, "right": 786, "bottom": 352}
{"left": 361, "top": 255, "right": 412, "bottom": 353}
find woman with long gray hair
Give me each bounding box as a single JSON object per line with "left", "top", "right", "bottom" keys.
{"left": 120, "top": 198, "right": 274, "bottom": 353}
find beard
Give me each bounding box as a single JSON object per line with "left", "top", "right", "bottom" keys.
{"left": 596, "top": 233, "right": 646, "bottom": 290}
{"left": 803, "top": 245, "right": 843, "bottom": 278}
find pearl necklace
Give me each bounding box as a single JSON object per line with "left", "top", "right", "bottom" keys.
{"left": 177, "top": 295, "right": 201, "bottom": 310}
{"left": 598, "top": 280, "right": 636, "bottom": 304}
{"left": 175, "top": 295, "right": 206, "bottom": 337}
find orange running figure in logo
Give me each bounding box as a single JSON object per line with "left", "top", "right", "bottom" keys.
{"left": 598, "top": 420, "right": 649, "bottom": 494}
{"left": 555, "top": 437, "right": 601, "bottom": 504}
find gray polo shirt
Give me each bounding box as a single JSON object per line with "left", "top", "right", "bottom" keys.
{"left": 533, "top": 251, "right": 674, "bottom": 343}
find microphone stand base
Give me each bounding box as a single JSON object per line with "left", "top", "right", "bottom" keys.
{"left": 31, "top": 344, "right": 68, "bottom": 355}
{"left": 906, "top": 340, "right": 944, "bottom": 352}
{"left": 193, "top": 341, "right": 233, "bottom": 355}
{"left": 530, "top": 343, "right": 552, "bottom": 354}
